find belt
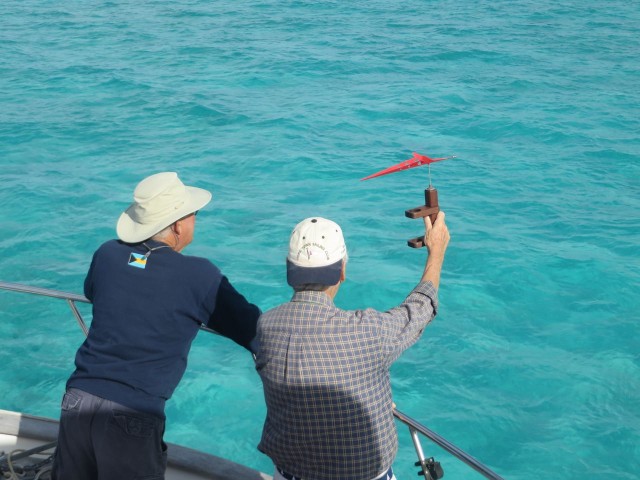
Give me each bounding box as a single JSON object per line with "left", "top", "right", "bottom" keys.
{"left": 277, "top": 466, "right": 394, "bottom": 480}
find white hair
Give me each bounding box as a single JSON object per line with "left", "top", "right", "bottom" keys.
{"left": 150, "top": 225, "right": 173, "bottom": 242}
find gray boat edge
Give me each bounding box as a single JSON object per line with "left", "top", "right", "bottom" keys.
{"left": 0, "top": 409, "right": 271, "bottom": 480}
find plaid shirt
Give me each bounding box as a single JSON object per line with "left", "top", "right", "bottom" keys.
{"left": 256, "top": 282, "right": 438, "bottom": 480}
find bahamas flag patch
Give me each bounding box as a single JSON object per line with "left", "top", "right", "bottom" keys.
{"left": 128, "top": 252, "right": 148, "bottom": 269}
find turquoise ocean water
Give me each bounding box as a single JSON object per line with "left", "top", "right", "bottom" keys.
{"left": 1, "top": 1, "right": 639, "bottom": 478}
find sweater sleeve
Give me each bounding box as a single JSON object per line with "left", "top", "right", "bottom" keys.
{"left": 206, "top": 276, "right": 261, "bottom": 353}
{"left": 83, "top": 249, "right": 99, "bottom": 301}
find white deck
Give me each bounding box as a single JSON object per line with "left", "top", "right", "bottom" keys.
{"left": 0, "top": 409, "right": 271, "bottom": 480}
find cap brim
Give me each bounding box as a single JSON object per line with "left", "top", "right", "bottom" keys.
{"left": 286, "top": 258, "right": 343, "bottom": 287}
{"left": 116, "top": 186, "right": 212, "bottom": 243}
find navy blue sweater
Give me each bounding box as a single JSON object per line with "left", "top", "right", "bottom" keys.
{"left": 67, "top": 239, "right": 260, "bottom": 417}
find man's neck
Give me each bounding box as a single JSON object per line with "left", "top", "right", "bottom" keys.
{"left": 325, "top": 283, "right": 341, "bottom": 300}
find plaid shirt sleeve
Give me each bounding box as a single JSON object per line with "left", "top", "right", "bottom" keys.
{"left": 368, "top": 281, "right": 438, "bottom": 365}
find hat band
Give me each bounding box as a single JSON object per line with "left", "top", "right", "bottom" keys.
{"left": 286, "top": 259, "right": 343, "bottom": 287}
{"left": 130, "top": 198, "right": 188, "bottom": 225}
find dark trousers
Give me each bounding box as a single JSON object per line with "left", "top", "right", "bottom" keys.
{"left": 51, "top": 388, "right": 167, "bottom": 480}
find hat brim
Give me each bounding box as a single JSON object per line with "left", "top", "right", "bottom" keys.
{"left": 116, "top": 186, "right": 212, "bottom": 243}
{"left": 286, "top": 258, "right": 343, "bottom": 287}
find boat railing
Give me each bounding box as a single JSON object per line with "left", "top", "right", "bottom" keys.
{"left": 0, "top": 281, "right": 504, "bottom": 480}
{"left": 393, "top": 409, "right": 504, "bottom": 479}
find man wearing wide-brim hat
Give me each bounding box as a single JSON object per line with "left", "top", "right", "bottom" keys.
{"left": 52, "top": 172, "right": 261, "bottom": 480}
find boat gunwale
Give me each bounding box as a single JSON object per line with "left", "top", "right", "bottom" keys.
{"left": 0, "top": 409, "right": 271, "bottom": 480}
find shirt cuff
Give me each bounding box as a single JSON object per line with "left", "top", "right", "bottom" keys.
{"left": 411, "top": 281, "right": 438, "bottom": 313}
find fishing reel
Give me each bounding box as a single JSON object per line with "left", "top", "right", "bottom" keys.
{"left": 415, "top": 456, "right": 444, "bottom": 479}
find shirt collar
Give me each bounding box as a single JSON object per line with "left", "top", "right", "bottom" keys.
{"left": 290, "top": 290, "right": 335, "bottom": 307}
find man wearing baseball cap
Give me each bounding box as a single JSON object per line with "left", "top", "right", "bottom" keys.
{"left": 52, "top": 172, "right": 261, "bottom": 480}
{"left": 256, "top": 213, "right": 449, "bottom": 480}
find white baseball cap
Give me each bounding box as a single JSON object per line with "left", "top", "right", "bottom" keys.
{"left": 116, "top": 172, "right": 212, "bottom": 243}
{"left": 286, "top": 217, "right": 347, "bottom": 287}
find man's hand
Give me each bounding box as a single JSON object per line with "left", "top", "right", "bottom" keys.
{"left": 425, "top": 211, "right": 450, "bottom": 257}
{"left": 421, "top": 211, "right": 450, "bottom": 288}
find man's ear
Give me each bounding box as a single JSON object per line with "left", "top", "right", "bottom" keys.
{"left": 340, "top": 261, "right": 347, "bottom": 282}
{"left": 171, "top": 220, "right": 181, "bottom": 236}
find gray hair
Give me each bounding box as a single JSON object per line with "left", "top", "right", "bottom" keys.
{"left": 150, "top": 225, "right": 173, "bottom": 242}
{"left": 293, "top": 283, "right": 332, "bottom": 292}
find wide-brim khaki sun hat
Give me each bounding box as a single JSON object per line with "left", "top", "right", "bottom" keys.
{"left": 116, "top": 172, "right": 212, "bottom": 243}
